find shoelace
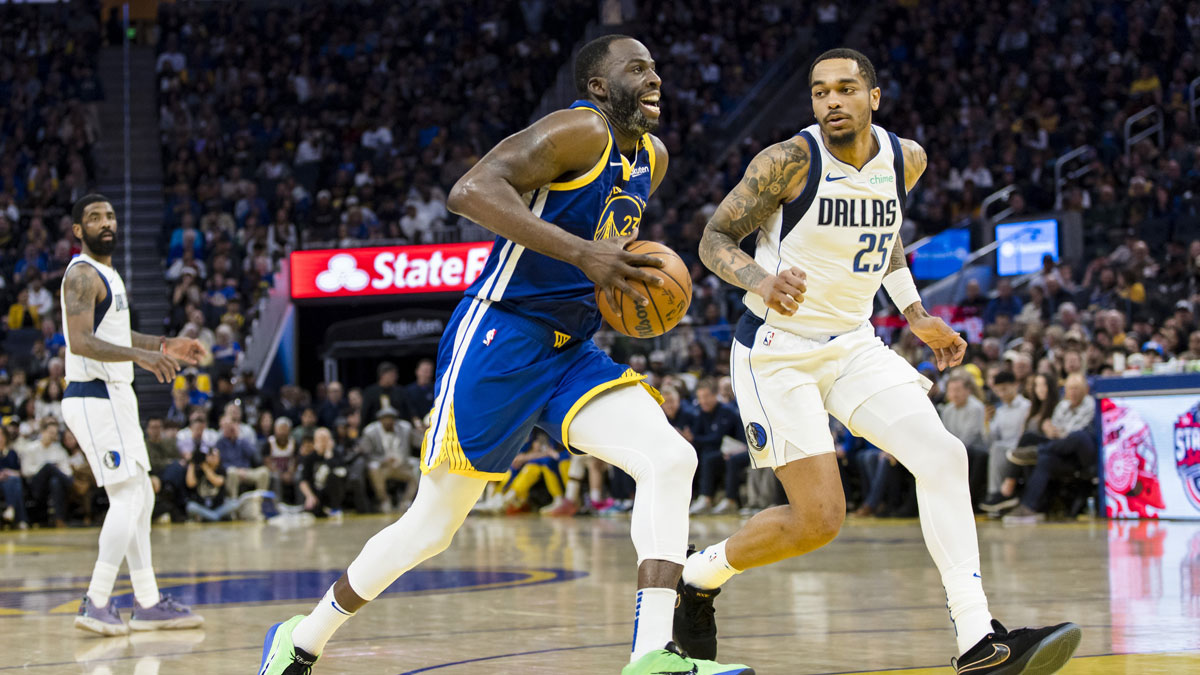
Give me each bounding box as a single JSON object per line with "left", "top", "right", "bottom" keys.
{"left": 157, "top": 594, "right": 188, "bottom": 613}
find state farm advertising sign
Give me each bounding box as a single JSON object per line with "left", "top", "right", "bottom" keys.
{"left": 290, "top": 242, "right": 494, "bottom": 300}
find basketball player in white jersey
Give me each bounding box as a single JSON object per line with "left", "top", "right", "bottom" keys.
{"left": 673, "top": 50, "right": 1081, "bottom": 674}
{"left": 61, "top": 194, "right": 206, "bottom": 635}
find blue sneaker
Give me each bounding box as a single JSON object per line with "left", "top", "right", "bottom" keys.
{"left": 129, "top": 592, "right": 204, "bottom": 630}
{"left": 260, "top": 615, "right": 319, "bottom": 675}
{"left": 74, "top": 595, "right": 129, "bottom": 636}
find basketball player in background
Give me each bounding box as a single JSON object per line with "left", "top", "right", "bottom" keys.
{"left": 674, "top": 49, "right": 1081, "bottom": 674}
{"left": 62, "top": 194, "right": 206, "bottom": 635}
{"left": 259, "top": 36, "right": 752, "bottom": 675}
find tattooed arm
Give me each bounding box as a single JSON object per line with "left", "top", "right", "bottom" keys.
{"left": 62, "top": 264, "right": 182, "bottom": 382}
{"left": 888, "top": 137, "right": 965, "bottom": 369}
{"left": 699, "top": 138, "right": 811, "bottom": 315}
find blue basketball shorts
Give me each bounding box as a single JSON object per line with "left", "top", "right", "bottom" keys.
{"left": 421, "top": 297, "right": 658, "bottom": 480}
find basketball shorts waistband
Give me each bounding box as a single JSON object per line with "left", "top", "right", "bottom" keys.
{"left": 64, "top": 379, "right": 109, "bottom": 399}
{"left": 735, "top": 311, "right": 859, "bottom": 349}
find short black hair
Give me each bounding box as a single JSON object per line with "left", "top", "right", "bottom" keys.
{"left": 993, "top": 371, "right": 1017, "bottom": 385}
{"left": 808, "top": 48, "right": 877, "bottom": 89}
{"left": 574, "top": 33, "right": 634, "bottom": 96}
{"left": 72, "top": 193, "right": 112, "bottom": 225}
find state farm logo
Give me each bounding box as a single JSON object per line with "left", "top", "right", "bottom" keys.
{"left": 291, "top": 243, "right": 495, "bottom": 300}
{"left": 316, "top": 254, "right": 370, "bottom": 292}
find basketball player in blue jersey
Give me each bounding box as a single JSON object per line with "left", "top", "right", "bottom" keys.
{"left": 259, "top": 36, "right": 753, "bottom": 675}
{"left": 61, "top": 194, "right": 206, "bottom": 635}
{"left": 673, "top": 50, "right": 1081, "bottom": 674}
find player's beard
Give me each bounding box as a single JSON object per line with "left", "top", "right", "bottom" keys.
{"left": 83, "top": 228, "right": 117, "bottom": 256}
{"left": 608, "top": 83, "right": 659, "bottom": 136}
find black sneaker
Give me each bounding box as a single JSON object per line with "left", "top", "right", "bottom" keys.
{"left": 673, "top": 545, "right": 721, "bottom": 660}
{"left": 952, "top": 619, "right": 1081, "bottom": 674}
{"left": 980, "top": 493, "right": 1020, "bottom": 513}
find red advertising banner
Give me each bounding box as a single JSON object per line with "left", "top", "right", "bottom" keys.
{"left": 290, "top": 242, "right": 495, "bottom": 300}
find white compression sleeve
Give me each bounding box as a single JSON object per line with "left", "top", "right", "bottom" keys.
{"left": 566, "top": 384, "right": 696, "bottom": 567}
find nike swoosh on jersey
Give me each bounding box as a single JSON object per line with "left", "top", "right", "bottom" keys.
{"left": 958, "top": 643, "right": 1011, "bottom": 672}
{"left": 824, "top": 173, "right": 848, "bottom": 182}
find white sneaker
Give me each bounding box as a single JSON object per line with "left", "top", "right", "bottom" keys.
{"left": 710, "top": 498, "right": 737, "bottom": 515}
{"left": 689, "top": 496, "right": 712, "bottom": 515}
{"left": 380, "top": 499, "right": 395, "bottom": 513}
{"left": 2, "top": 506, "right": 14, "bottom": 522}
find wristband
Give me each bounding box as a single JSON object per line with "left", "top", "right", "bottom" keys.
{"left": 160, "top": 336, "right": 167, "bottom": 354}
{"left": 882, "top": 268, "right": 921, "bottom": 313}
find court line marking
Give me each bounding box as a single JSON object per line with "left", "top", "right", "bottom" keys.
{"left": 9, "top": 593, "right": 1195, "bottom": 671}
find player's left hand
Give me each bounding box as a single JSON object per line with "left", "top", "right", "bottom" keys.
{"left": 908, "top": 315, "right": 966, "bottom": 370}
{"left": 165, "top": 337, "right": 208, "bottom": 365}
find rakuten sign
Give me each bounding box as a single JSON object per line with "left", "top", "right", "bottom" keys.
{"left": 290, "top": 242, "right": 494, "bottom": 300}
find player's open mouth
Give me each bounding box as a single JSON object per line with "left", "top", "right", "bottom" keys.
{"left": 827, "top": 114, "right": 850, "bottom": 128}
{"left": 639, "top": 92, "right": 660, "bottom": 116}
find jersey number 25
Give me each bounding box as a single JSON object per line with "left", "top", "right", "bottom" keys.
{"left": 852, "top": 232, "right": 894, "bottom": 273}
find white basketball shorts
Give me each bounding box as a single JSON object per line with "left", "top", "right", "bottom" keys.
{"left": 730, "top": 312, "right": 931, "bottom": 469}
{"left": 61, "top": 380, "right": 150, "bottom": 487}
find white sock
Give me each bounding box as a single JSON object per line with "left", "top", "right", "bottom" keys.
{"left": 590, "top": 489, "right": 603, "bottom": 503}
{"left": 630, "top": 588, "right": 675, "bottom": 662}
{"left": 87, "top": 561, "right": 120, "bottom": 608}
{"left": 682, "top": 539, "right": 741, "bottom": 590}
{"left": 292, "top": 585, "right": 356, "bottom": 656}
{"left": 565, "top": 481, "right": 581, "bottom": 502}
{"left": 130, "top": 568, "right": 160, "bottom": 608}
{"left": 947, "top": 569, "right": 993, "bottom": 655}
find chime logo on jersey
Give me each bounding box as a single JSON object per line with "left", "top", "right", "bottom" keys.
{"left": 815, "top": 197, "right": 898, "bottom": 228}
{"left": 1174, "top": 405, "right": 1200, "bottom": 511}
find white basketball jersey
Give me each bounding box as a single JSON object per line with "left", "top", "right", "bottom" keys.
{"left": 62, "top": 254, "right": 134, "bottom": 384}
{"left": 745, "top": 123, "right": 908, "bottom": 336}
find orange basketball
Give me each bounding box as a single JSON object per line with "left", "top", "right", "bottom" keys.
{"left": 595, "top": 240, "right": 693, "bottom": 338}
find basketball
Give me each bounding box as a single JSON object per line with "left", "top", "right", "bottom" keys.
{"left": 595, "top": 240, "right": 692, "bottom": 338}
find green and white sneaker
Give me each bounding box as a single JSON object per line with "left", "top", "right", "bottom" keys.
{"left": 622, "top": 642, "right": 754, "bottom": 675}
{"left": 258, "top": 615, "right": 319, "bottom": 675}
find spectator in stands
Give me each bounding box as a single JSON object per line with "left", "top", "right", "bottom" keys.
{"left": 359, "top": 406, "right": 417, "bottom": 513}
{"left": 980, "top": 371, "right": 1031, "bottom": 514}
{"left": 41, "top": 318, "right": 65, "bottom": 357}
{"left": 216, "top": 416, "right": 270, "bottom": 501}
{"left": 263, "top": 417, "right": 297, "bottom": 501}
{"left": 166, "top": 388, "right": 190, "bottom": 427}
{"left": 177, "top": 412, "right": 219, "bottom": 460}
{"left": 317, "top": 381, "right": 348, "bottom": 430}
{"left": 7, "top": 288, "right": 39, "bottom": 330}
{"left": 16, "top": 418, "right": 71, "bottom": 527}
{"left": 688, "top": 380, "right": 745, "bottom": 515}
{"left": 361, "top": 362, "right": 410, "bottom": 428}
{"left": 405, "top": 359, "right": 435, "bottom": 425}
{"left": 211, "top": 325, "right": 243, "bottom": 373}
{"left": 984, "top": 279, "right": 1023, "bottom": 325}
{"left": 291, "top": 406, "right": 319, "bottom": 445}
{"left": 661, "top": 387, "right": 694, "bottom": 440}
{"left": 0, "top": 430, "right": 29, "bottom": 529}
{"left": 186, "top": 447, "right": 240, "bottom": 521}
{"left": 1005, "top": 374, "right": 1097, "bottom": 523}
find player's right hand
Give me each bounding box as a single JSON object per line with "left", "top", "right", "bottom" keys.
{"left": 754, "top": 266, "right": 806, "bottom": 315}
{"left": 578, "top": 230, "right": 664, "bottom": 317}
{"left": 136, "top": 350, "right": 182, "bottom": 383}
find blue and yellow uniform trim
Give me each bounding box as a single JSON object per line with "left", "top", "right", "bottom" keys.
{"left": 422, "top": 100, "right": 661, "bottom": 480}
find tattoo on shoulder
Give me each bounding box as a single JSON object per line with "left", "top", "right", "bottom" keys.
{"left": 698, "top": 139, "right": 810, "bottom": 291}
{"left": 63, "top": 265, "right": 97, "bottom": 316}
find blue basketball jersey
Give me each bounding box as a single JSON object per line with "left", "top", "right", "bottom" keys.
{"left": 464, "top": 100, "right": 657, "bottom": 340}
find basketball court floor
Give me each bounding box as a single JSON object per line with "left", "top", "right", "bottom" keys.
{"left": 2, "top": 514, "right": 1197, "bottom": 674}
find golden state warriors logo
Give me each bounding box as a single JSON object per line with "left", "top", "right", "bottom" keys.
{"left": 595, "top": 190, "right": 646, "bottom": 240}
